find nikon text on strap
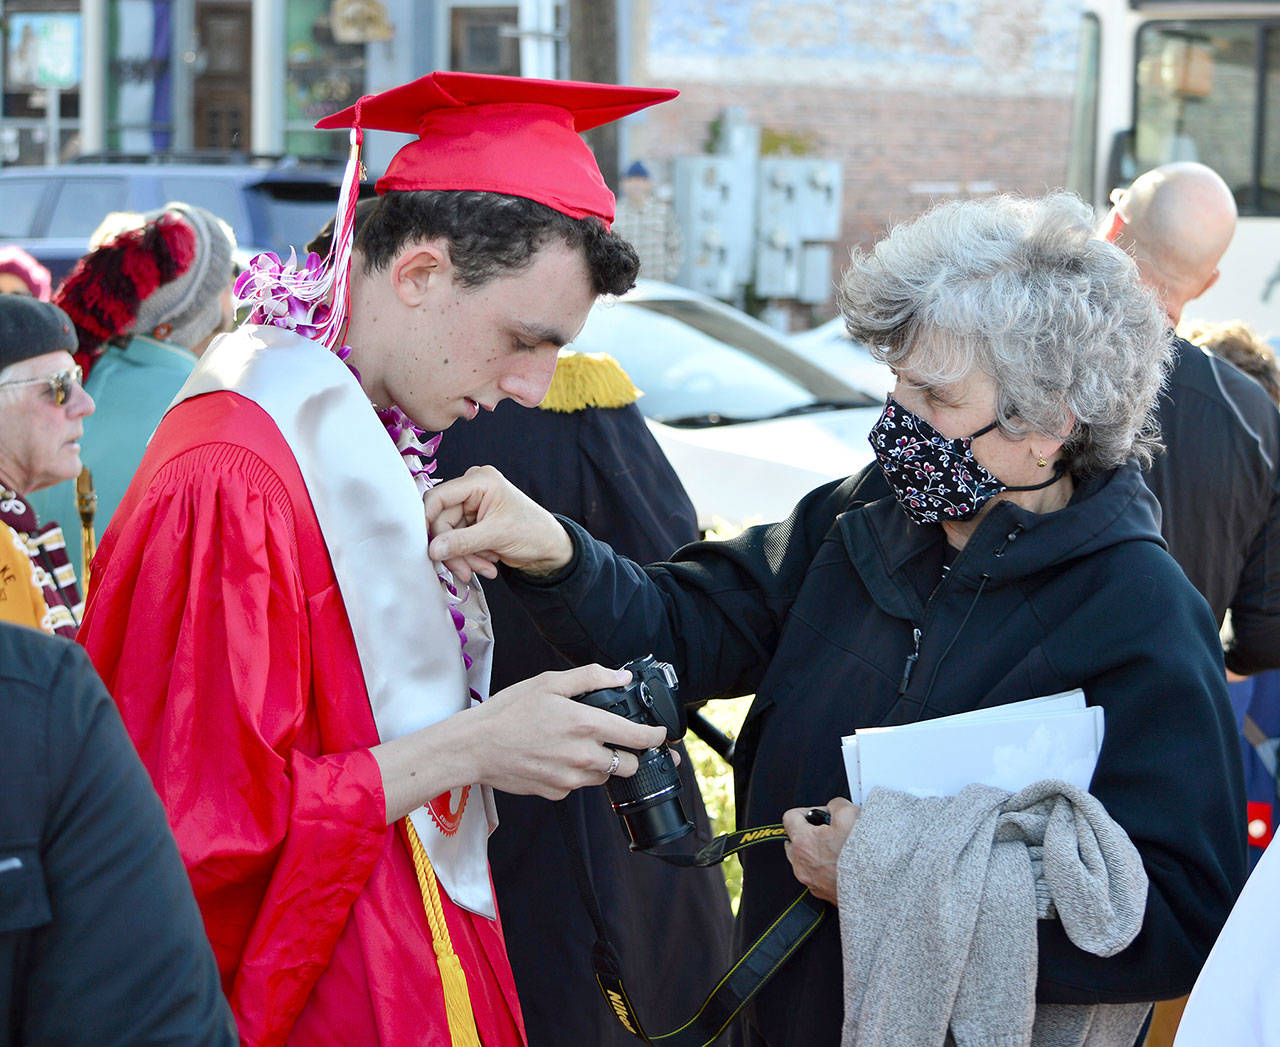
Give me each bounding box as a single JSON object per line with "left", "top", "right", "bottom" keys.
{"left": 554, "top": 806, "right": 827, "bottom": 1046}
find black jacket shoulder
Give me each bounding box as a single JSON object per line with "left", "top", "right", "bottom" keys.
{"left": 1147, "top": 336, "right": 1280, "bottom": 672}
{"left": 0, "top": 623, "right": 236, "bottom": 1047}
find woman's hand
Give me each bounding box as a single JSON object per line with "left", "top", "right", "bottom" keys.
{"left": 782, "top": 797, "right": 860, "bottom": 904}
{"left": 423, "top": 465, "right": 573, "bottom": 584}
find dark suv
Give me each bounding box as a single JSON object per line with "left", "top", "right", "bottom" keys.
{"left": 0, "top": 154, "right": 372, "bottom": 281}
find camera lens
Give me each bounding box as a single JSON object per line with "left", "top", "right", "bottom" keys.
{"left": 606, "top": 744, "right": 693, "bottom": 851}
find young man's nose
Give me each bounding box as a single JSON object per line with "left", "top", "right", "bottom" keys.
{"left": 500, "top": 351, "right": 560, "bottom": 408}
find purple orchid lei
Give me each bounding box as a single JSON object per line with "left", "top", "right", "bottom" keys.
{"left": 234, "top": 249, "right": 477, "bottom": 676}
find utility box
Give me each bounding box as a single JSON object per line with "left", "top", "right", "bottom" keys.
{"left": 799, "top": 243, "right": 835, "bottom": 303}
{"left": 669, "top": 109, "right": 842, "bottom": 309}
{"left": 755, "top": 158, "right": 842, "bottom": 302}
{"left": 672, "top": 155, "right": 755, "bottom": 299}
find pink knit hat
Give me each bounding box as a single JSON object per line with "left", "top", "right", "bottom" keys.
{"left": 0, "top": 245, "right": 52, "bottom": 300}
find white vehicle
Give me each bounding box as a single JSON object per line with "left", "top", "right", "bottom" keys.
{"left": 1070, "top": 0, "right": 1280, "bottom": 334}
{"left": 572, "top": 281, "right": 885, "bottom": 531}
{"left": 788, "top": 317, "right": 895, "bottom": 400}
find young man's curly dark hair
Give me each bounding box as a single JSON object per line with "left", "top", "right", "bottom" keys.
{"left": 353, "top": 190, "right": 639, "bottom": 297}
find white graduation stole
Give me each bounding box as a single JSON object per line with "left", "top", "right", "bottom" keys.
{"left": 170, "top": 324, "right": 499, "bottom": 918}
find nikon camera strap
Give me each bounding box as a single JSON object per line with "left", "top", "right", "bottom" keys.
{"left": 553, "top": 805, "right": 827, "bottom": 1046}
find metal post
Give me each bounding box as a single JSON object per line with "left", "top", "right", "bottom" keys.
{"left": 45, "top": 86, "right": 59, "bottom": 163}
{"left": 518, "top": 0, "right": 557, "bottom": 79}
{"left": 81, "top": 0, "right": 107, "bottom": 154}
{"left": 569, "top": 0, "right": 619, "bottom": 189}
{"left": 251, "top": 0, "right": 284, "bottom": 155}
{"left": 172, "top": 0, "right": 194, "bottom": 152}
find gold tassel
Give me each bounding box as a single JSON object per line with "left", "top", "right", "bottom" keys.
{"left": 539, "top": 351, "right": 642, "bottom": 413}
{"left": 405, "top": 819, "right": 482, "bottom": 1047}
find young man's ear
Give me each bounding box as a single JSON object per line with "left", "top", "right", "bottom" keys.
{"left": 390, "top": 240, "right": 452, "bottom": 306}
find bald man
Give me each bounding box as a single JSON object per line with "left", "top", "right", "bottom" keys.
{"left": 1102, "top": 161, "right": 1280, "bottom": 1047}
{"left": 1101, "top": 162, "right": 1280, "bottom": 676}
{"left": 1101, "top": 162, "right": 1237, "bottom": 325}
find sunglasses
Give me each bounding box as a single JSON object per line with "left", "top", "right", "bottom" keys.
{"left": 0, "top": 365, "right": 84, "bottom": 405}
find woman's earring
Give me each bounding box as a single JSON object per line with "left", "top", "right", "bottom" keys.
{"left": 1036, "top": 455, "right": 1048, "bottom": 468}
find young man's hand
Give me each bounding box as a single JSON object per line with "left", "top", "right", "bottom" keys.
{"left": 372, "top": 663, "right": 671, "bottom": 822}
{"left": 464, "top": 665, "right": 671, "bottom": 798}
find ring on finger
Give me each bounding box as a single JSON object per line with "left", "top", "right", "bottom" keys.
{"left": 604, "top": 747, "right": 621, "bottom": 776}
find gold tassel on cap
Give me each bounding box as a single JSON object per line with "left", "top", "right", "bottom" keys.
{"left": 539, "top": 351, "right": 641, "bottom": 413}
{"left": 405, "top": 819, "right": 481, "bottom": 1047}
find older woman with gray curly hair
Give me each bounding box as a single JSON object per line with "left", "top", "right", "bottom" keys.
{"left": 847, "top": 192, "right": 1169, "bottom": 482}
{"left": 418, "top": 193, "right": 1246, "bottom": 1047}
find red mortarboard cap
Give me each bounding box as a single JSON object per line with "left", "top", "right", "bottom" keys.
{"left": 316, "top": 71, "right": 677, "bottom": 227}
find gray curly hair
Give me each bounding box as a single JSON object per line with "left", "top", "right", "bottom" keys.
{"left": 838, "top": 192, "right": 1172, "bottom": 475}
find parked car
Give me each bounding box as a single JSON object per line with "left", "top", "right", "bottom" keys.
{"left": 788, "top": 315, "right": 894, "bottom": 399}
{"left": 571, "top": 281, "right": 886, "bottom": 530}
{"left": 0, "top": 155, "right": 367, "bottom": 281}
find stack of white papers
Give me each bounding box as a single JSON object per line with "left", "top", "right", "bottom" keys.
{"left": 842, "top": 690, "right": 1103, "bottom": 805}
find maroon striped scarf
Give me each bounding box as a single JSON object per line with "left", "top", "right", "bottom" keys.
{"left": 0, "top": 489, "right": 83, "bottom": 638}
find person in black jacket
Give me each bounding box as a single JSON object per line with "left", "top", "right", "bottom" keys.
{"left": 421, "top": 193, "right": 1247, "bottom": 1046}
{"left": 0, "top": 622, "right": 236, "bottom": 1046}
{"left": 433, "top": 357, "right": 734, "bottom": 1046}
{"left": 1100, "top": 161, "right": 1280, "bottom": 676}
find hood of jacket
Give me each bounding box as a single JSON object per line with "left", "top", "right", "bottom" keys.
{"left": 839, "top": 460, "right": 1166, "bottom": 625}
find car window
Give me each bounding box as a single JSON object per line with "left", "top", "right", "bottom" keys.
{"left": 572, "top": 300, "right": 819, "bottom": 424}
{"left": 245, "top": 180, "right": 348, "bottom": 255}
{"left": 0, "top": 178, "right": 48, "bottom": 237}
{"left": 46, "top": 178, "right": 129, "bottom": 238}
{"left": 158, "top": 176, "right": 251, "bottom": 245}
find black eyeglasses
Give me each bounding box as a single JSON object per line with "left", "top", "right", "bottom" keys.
{"left": 0, "top": 365, "right": 84, "bottom": 405}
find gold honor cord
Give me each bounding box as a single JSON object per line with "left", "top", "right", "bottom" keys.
{"left": 554, "top": 809, "right": 829, "bottom": 1047}
{"left": 404, "top": 819, "right": 482, "bottom": 1047}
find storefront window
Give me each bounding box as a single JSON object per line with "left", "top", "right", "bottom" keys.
{"left": 1, "top": 8, "right": 82, "bottom": 165}
{"left": 450, "top": 6, "right": 519, "bottom": 75}
{"left": 284, "top": 0, "right": 368, "bottom": 159}
{"left": 106, "top": 0, "right": 175, "bottom": 153}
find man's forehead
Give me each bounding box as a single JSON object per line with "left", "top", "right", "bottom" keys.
{"left": 1, "top": 349, "right": 74, "bottom": 381}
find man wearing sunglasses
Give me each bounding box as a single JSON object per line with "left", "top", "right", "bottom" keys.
{"left": 0, "top": 295, "right": 95, "bottom": 637}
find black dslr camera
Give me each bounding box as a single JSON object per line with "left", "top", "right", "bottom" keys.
{"left": 574, "top": 654, "right": 693, "bottom": 851}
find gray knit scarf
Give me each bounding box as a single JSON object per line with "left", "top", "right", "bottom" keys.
{"left": 836, "top": 779, "right": 1151, "bottom": 1047}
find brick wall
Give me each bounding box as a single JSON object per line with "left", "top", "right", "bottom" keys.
{"left": 622, "top": 0, "right": 1082, "bottom": 315}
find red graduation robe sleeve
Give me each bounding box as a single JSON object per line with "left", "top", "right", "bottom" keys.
{"left": 80, "top": 392, "right": 524, "bottom": 1047}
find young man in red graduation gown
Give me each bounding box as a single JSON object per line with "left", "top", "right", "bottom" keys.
{"left": 77, "top": 72, "right": 677, "bottom": 1047}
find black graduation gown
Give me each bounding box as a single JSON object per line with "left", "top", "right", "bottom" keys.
{"left": 434, "top": 396, "right": 735, "bottom": 1047}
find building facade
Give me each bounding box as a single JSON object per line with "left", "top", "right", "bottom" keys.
{"left": 625, "top": 0, "right": 1083, "bottom": 293}
{"left": 0, "top": 0, "right": 570, "bottom": 173}
{"left": 1, "top": 0, "right": 1084, "bottom": 313}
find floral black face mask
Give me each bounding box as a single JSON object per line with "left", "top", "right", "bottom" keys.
{"left": 868, "top": 397, "right": 1062, "bottom": 526}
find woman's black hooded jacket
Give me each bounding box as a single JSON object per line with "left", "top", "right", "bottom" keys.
{"left": 508, "top": 460, "right": 1247, "bottom": 1047}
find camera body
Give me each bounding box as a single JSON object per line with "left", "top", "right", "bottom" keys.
{"left": 574, "top": 654, "right": 693, "bottom": 850}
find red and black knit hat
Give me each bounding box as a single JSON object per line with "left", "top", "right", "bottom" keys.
{"left": 53, "top": 211, "right": 197, "bottom": 370}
